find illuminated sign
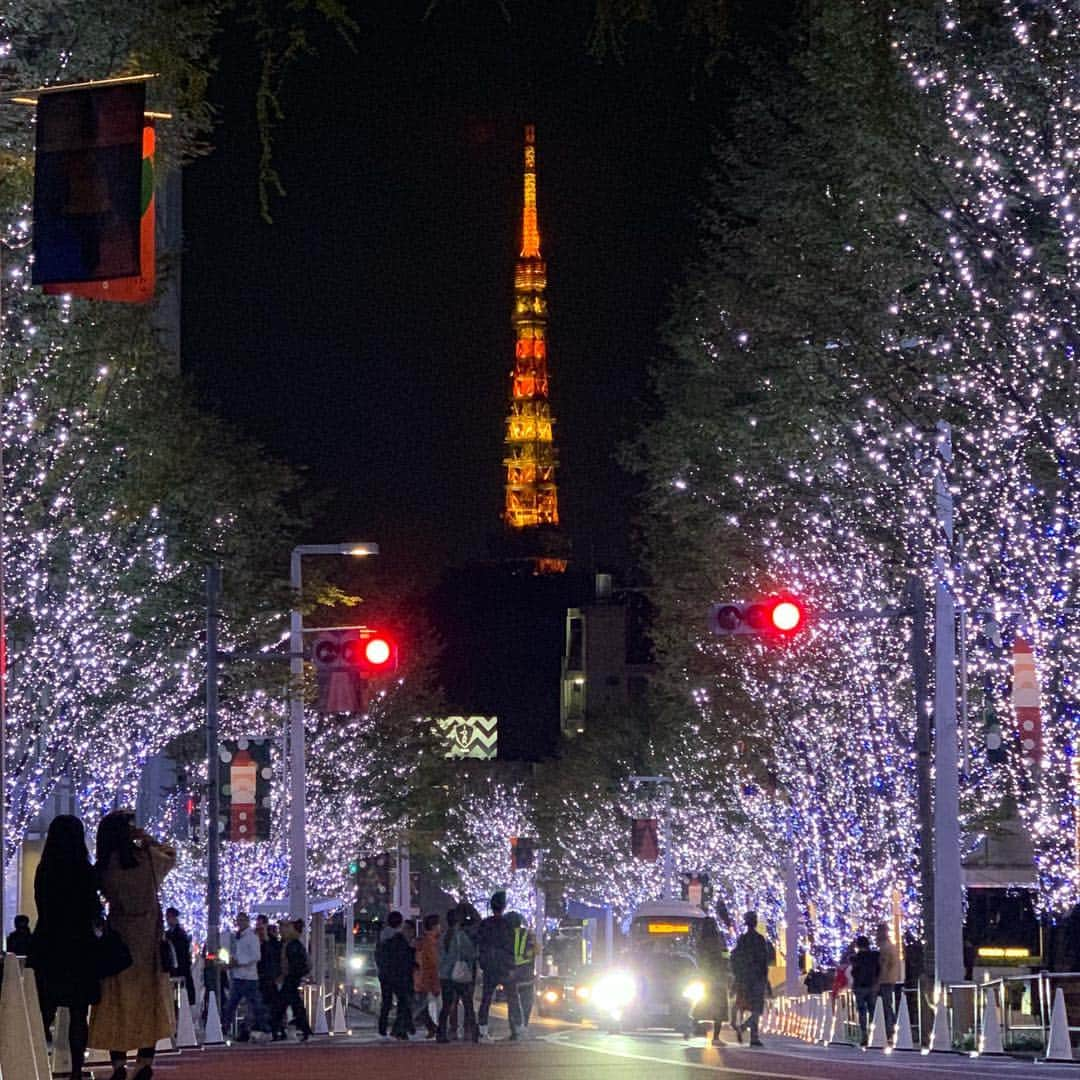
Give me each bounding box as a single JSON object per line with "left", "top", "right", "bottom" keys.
{"left": 976, "top": 947, "right": 1031, "bottom": 959}
{"left": 432, "top": 716, "right": 497, "bottom": 760}
{"left": 646, "top": 922, "right": 691, "bottom": 935}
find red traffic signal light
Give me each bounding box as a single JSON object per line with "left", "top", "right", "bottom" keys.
{"left": 708, "top": 596, "right": 806, "bottom": 638}
{"left": 357, "top": 631, "right": 398, "bottom": 674}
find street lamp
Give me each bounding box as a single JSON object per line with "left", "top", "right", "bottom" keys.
{"left": 289, "top": 542, "right": 377, "bottom": 926}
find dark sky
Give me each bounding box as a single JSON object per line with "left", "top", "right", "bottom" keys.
{"left": 182, "top": 2, "right": 727, "bottom": 586}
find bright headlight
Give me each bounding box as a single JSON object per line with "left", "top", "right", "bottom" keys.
{"left": 594, "top": 971, "right": 636, "bottom": 1016}
{"left": 543, "top": 989, "right": 560, "bottom": 1004}
{"left": 574, "top": 985, "right": 591, "bottom": 1001}
{"left": 682, "top": 980, "right": 707, "bottom": 1005}
{"left": 349, "top": 955, "right": 366, "bottom": 972}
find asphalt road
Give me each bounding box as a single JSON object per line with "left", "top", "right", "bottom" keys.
{"left": 142, "top": 1024, "right": 1080, "bottom": 1080}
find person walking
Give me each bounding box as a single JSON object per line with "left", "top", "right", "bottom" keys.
{"left": 506, "top": 912, "right": 536, "bottom": 1039}
{"left": 26, "top": 815, "right": 102, "bottom": 1080}
{"left": 476, "top": 890, "right": 514, "bottom": 1042}
{"left": 256, "top": 915, "right": 284, "bottom": 1039}
{"left": 730, "top": 911, "right": 771, "bottom": 1047}
{"left": 164, "top": 908, "right": 194, "bottom": 1007}
{"left": 875, "top": 924, "right": 901, "bottom": 1041}
{"left": 699, "top": 916, "right": 731, "bottom": 1046}
{"left": 221, "top": 912, "right": 270, "bottom": 1039}
{"left": 375, "top": 911, "right": 404, "bottom": 1038}
{"left": 850, "top": 934, "right": 881, "bottom": 1046}
{"left": 379, "top": 913, "right": 417, "bottom": 1039}
{"left": 88, "top": 810, "right": 176, "bottom": 1080}
{"left": 413, "top": 913, "right": 442, "bottom": 1038}
{"left": 273, "top": 919, "right": 314, "bottom": 1042}
{"left": 436, "top": 907, "right": 477, "bottom": 1043}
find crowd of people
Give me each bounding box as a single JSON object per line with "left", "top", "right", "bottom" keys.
{"left": 374, "top": 889, "right": 537, "bottom": 1043}
{"left": 827, "top": 922, "right": 904, "bottom": 1045}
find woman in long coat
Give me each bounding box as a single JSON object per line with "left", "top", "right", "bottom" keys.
{"left": 88, "top": 810, "right": 176, "bottom": 1080}
{"left": 28, "top": 814, "right": 102, "bottom": 1080}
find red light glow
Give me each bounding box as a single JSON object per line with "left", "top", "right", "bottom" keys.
{"left": 364, "top": 637, "right": 392, "bottom": 666}
{"left": 771, "top": 600, "right": 803, "bottom": 633}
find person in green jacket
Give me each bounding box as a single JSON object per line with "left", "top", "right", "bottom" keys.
{"left": 506, "top": 911, "right": 536, "bottom": 1040}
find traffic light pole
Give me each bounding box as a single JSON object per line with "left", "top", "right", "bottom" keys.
{"left": 205, "top": 565, "right": 222, "bottom": 1002}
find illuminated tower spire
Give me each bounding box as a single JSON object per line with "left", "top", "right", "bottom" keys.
{"left": 504, "top": 124, "right": 562, "bottom": 556}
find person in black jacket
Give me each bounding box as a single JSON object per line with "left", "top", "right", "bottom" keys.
{"left": 164, "top": 908, "right": 194, "bottom": 1005}
{"left": 476, "top": 891, "right": 514, "bottom": 1041}
{"left": 255, "top": 915, "right": 284, "bottom": 1038}
{"left": 27, "top": 815, "right": 102, "bottom": 1080}
{"left": 6, "top": 914, "right": 32, "bottom": 955}
{"left": 272, "top": 919, "right": 313, "bottom": 1041}
{"left": 378, "top": 914, "right": 418, "bottom": 1040}
{"left": 731, "top": 911, "right": 771, "bottom": 1046}
{"left": 850, "top": 935, "right": 881, "bottom": 1046}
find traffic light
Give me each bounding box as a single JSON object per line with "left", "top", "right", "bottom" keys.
{"left": 708, "top": 596, "right": 806, "bottom": 638}
{"left": 352, "top": 630, "right": 399, "bottom": 676}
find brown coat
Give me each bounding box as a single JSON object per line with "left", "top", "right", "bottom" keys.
{"left": 414, "top": 929, "right": 441, "bottom": 995}
{"left": 89, "top": 842, "right": 176, "bottom": 1051}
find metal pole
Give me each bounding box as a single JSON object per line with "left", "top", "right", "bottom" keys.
{"left": 933, "top": 422, "right": 964, "bottom": 989}
{"left": 288, "top": 549, "right": 306, "bottom": 924}
{"left": 783, "top": 857, "right": 801, "bottom": 995}
{"left": 0, "top": 436, "right": 6, "bottom": 944}
{"left": 959, "top": 606, "right": 970, "bottom": 775}
{"left": 662, "top": 781, "right": 673, "bottom": 901}
{"left": 534, "top": 850, "right": 545, "bottom": 979}
{"left": 205, "top": 565, "right": 222, "bottom": 1000}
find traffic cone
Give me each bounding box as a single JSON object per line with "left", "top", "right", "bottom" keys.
{"left": 175, "top": 990, "right": 199, "bottom": 1049}
{"left": 978, "top": 984, "right": 1004, "bottom": 1057}
{"left": 0, "top": 952, "right": 41, "bottom": 1079}
{"left": 202, "top": 990, "right": 225, "bottom": 1046}
{"left": 866, "top": 995, "right": 887, "bottom": 1049}
{"left": 331, "top": 992, "right": 348, "bottom": 1035}
{"left": 52, "top": 1006, "right": 73, "bottom": 1074}
{"left": 929, "top": 994, "right": 953, "bottom": 1053}
{"left": 20, "top": 964, "right": 50, "bottom": 1079}
{"left": 313, "top": 985, "right": 330, "bottom": 1035}
{"left": 892, "top": 993, "right": 916, "bottom": 1051}
{"left": 1043, "top": 986, "right": 1074, "bottom": 1063}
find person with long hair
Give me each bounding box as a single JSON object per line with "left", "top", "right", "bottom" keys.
{"left": 88, "top": 810, "right": 176, "bottom": 1080}
{"left": 27, "top": 815, "right": 102, "bottom": 1080}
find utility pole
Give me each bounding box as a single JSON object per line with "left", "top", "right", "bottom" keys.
{"left": 205, "top": 565, "right": 222, "bottom": 1000}
{"left": 933, "top": 421, "right": 965, "bottom": 988}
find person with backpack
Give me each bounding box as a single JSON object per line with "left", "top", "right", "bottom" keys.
{"left": 476, "top": 890, "right": 515, "bottom": 1042}
{"left": 506, "top": 911, "right": 536, "bottom": 1040}
{"left": 272, "top": 919, "right": 313, "bottom": 1042}
{"left": 437, "top": 906, "right": 478, "bottom": 1042}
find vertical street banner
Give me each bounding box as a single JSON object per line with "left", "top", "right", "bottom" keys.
{"left": 219, "top": 737, "right": 273, "bottom": 841}
{"left": 311, "top": 629, "right": 365, "bottom": 714}
{"left": 631, "top": 818, "right": 658, "bottom": 862}
{"left": 32, "top": 82, "right": 146, "bottom": 287}
{"left": 1013, "top": 636, "right": 1042, "bottom": 774}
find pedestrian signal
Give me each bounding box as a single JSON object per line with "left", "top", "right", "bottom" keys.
{"left": 708, "top": 596, "right": 806, "bottom": 637}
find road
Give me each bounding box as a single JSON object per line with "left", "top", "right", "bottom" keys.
{"left": 142, "top": 1020, "right": 1076, "bottom": 1079}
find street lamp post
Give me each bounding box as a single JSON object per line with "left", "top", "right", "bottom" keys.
{"left": 288, "top": 543, "right": 377, "bottom": 926}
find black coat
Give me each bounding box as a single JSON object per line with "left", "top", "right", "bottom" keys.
{"left": 379, "top": 932, "right": 416, "bottom": 991}
{"left": 165, "top": 923, "right": 192, "bottom": 977}
{"left": 28, "top": 858, "right": 102, "bottom": 1007}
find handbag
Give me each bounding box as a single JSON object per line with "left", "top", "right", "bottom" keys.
{"left": 451, "top": 959, "right": 472, "bottom": 984}
{"left": 95, "top": 922, "right": 133, "bottom": 978}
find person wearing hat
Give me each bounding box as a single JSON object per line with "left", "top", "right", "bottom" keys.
{"left": 476, "top": 891, "right": 515, "bottom": 1041}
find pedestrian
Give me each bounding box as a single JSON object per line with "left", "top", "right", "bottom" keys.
{"left": 850, "top": 934, "right": 881, "bottom": 1046}
{"left": 437, "top": 907, "right": 478, "bottom": 1043}
{"left": 273, "top": 919, "right": 314, "bottom": 1042}
{"left": 477, "top": 890, "right": 515, "bottom": 1042}
{"left": 6, "top": 913, "right": 32, "bottom": 954}
{"left": 221, "top": 912, "right": 270, "bottom": 1039}
{"left": 88, "top": 810, "right": 176, "bottom": 1080}
{"left": 875, "top": 923, "right": 901, "bottom": 1041}
{"left": 164, "top": 908, "right": 194, "bottom": 1007}
{"left": 698, "top": 916, "right": 731, "bottom": 1046}
{"left": 413, "top": 912, "right": 442, "bottom": 1038}
{"left": 26, "top": 815, "right": 102, "bottom": 1080}
{"left": 256, "top": 915, "right": 284, "bottom": 1039}
{"left": 730, "top": 911, "right": 770, "bottom": 1047}
{"left": 375, "top": 911, "right": 404, "bottom": 1038}
{"left": 506, "top": 911, "right": 536, "bottom": 1040}
{"left": 378, "top": 912, "right": 417, "bottom": 1039}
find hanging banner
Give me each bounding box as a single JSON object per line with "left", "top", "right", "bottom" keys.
{"left": 1013, "top": 636, "right": 1042, "bottom": 773}
{"left": 218, "top": 737, "right": 273, "bottom": 842}
{"left": 43, "top": 122, "right": 156, "bottom": 302}
{"left": 32, "top": 82, "right": 146, "bottom": 286}
{"left": 631, "top": 818, "right": 658, "bottom": 862}
{"left": 432, "top": 716, "right": 497, "bottom": 759}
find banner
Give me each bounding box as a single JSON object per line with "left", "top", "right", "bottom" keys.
{"left": 1013, "top": 636, "right": 1042, "bottom": 773}
{"left": 218, "top": 737, "right": 273, "bottom": 842}
{"left": 433, "top": 715, "right": 497, "bottom": 759}
{"left": 631, "top": 818, "right": 658, "bottom": 862}
{"left": 32, "top": 82, "right": 146, "bottom": 286}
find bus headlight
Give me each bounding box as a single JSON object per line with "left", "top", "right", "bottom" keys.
{"left": 682, "top": 980, "right": 707, "bottom": 1005}
{"left": 575, "top": 985, "right": 591, "bottom": 1001}
{"left": 543, "top": 989, "right": 560, "bottom": 1004}
{"left": 594, "top": 971, "right": 636, "bottom": 1017}
{"left": 349, "top": 955, "right": 366, "bottom": 972}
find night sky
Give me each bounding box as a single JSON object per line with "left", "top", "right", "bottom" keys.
{"left": 182, "top": 2, "right": 729, "bottom": 586}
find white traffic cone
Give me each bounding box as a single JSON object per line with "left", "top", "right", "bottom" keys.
{"left": 52, "top": 1006, "right": 73, "bottom": 1075}
{"left": 19, "top": 965, "right": 50, "bottom": 1080}
{"left": 330, "top": 992, "right": 348, "bottom": 1035}
{"left": 1043, "top": 986, "right": 1074, "bottom": 1062}
{"left": 892, "top": 993, "right": 915, "bottom": 1051}
{"left": 175, "top": 990, "right": 199, "bottom": 1049}
{"left": 866, "top": 995, "right": 887, "bottom": 1049}
{"left": 202, "top": 990, "right": 226, "bottom": 1046}
{"left": 929, "top": 994, "right": 953, "bottom": 1053}
{"left": 979, "top": 985, "right": 1004, "bottom": 1056}
{"left": 312, "top": 985, "right": 329, "bottom": 1036}
{"left": 0, "top": 952, "right": 41, "bottom": 1079}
